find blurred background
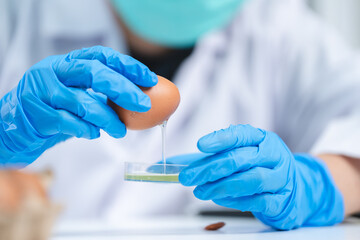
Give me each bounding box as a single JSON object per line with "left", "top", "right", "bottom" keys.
{"left": 308, "top": 0, "right": 360, "bottom": 48}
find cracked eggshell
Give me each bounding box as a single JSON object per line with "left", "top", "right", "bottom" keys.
{"left": 109, "top": 75, "right": 180, "bottom": 130}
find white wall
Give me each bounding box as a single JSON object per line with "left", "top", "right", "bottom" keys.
{"left": 308, "top": 0, "right": 360, "bottom": 48}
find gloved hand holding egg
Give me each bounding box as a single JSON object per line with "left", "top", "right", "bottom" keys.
{"left": 0, "top": 46, "right": 181, "bottom": 167}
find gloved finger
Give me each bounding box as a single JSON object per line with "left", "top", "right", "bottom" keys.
{"left": 213, "top": 194, "right": 285, "bottom": 218}
{"left": 87, "top": 90, "right": 107, "bottom": 104}
{"left": 35, "top": 107, "right": 100, "bottom": 139}
{"left": 147, "top": 153, "right": 210, "bottom": 174}
{"left": 162, "top": 153, "right": 210, "bottom": 165}
{"left": 55, "top": 59, "right": 151, "bottom": 112}
{"left": 146, "top": 164, "right": 186, "bottom": 174}
{"left": 193, "top": 167, "right": 288, "bottom": 200}
{"left": 50, "top": 86, "right": 126, "bottom": 138}
{"left": 57, "top": 110, "right": 101, "bottom": 139}
{"left": 179, "top": 146, "right": 278, "bottom": 186}
{"left": 66, "top": 46, "right": 158, "bottom": 87}
{"left": 197, "top": 124, "right": 265, "bottom": 153}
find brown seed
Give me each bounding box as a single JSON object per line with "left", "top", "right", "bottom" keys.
{"left": 204, "top": 222, "right": 225, "bottom": 231}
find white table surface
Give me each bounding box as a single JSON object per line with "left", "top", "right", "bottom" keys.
{"left": 51, "top": 216, "right": 360, "bottom": 240}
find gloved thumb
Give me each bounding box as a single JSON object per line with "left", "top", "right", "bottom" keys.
{"left": 197, "top": 124, "right": 265, "bottom": 153}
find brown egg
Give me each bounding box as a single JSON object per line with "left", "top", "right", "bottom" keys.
{"left": 11, "top": 170, "right": 48, "bottom": 202}
{"left": 0, "top": 171, "right": 21, "bottom": 212}
{"left": 0, "top": 170, "right": 48, "bottom": 213}
{"left": 109, "top": 75, "right": 180, "bottom": 130}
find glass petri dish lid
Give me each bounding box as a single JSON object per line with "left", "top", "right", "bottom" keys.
{"left": 124, "top": 162, "right": 187, "bottom": 183}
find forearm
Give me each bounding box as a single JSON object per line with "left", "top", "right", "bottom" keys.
{"left": 318, "top": 154, "right": 360, "bottom": 216}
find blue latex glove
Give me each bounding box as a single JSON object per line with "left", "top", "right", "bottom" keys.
{"left": 0, "top": 46, "right": 158, "bottom": 167}
{"left": 178, "top": 124, "right": 344, "bottom": 230}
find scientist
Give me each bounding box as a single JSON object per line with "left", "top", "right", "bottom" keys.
{"left": 1, "top": 0, "right": 360, "bottom": 230}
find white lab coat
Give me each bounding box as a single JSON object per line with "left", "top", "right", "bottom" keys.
{"left": 1, "top": 0, "right": 360, "bottom": 220}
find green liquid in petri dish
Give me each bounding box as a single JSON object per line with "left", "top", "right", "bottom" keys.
{"left": 124, "top": 173, "right": 179, "bottom": 183}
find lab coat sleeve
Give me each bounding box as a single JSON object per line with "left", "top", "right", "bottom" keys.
{"left": 272, "top": 2, "right": 360, "bottom": 158}
{"left": 0, "top": 0, "right": 12, "bottom": 77}
{"left": 0, "top": 0, "right": 37, "bottom": 98}
{"left": 0, "top": 0, "right": 18, "bottom": 97}
{"left": 311, "top": 114, "right": 360, "bottom": 158}
{"left": 0, "top": 0, "right": 22, "bottom": 73}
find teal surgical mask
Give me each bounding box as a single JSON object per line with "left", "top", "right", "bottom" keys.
{"left": 111, "top": 0, "right": 247, "bottom": 48}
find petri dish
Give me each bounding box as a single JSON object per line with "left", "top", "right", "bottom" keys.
{"left": 124, "top": 162, "right": 187, "bottom": 183}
